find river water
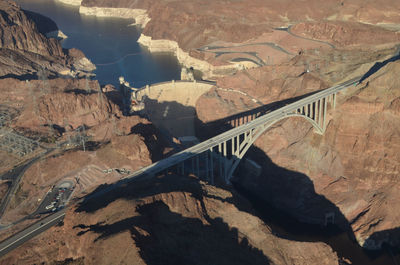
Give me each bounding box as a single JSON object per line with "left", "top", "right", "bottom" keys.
{"left": 13, "top": 1, "right": 399, "bottom": 265}
{"left": 15, "top": 0, "right": 181, "bottom": 88}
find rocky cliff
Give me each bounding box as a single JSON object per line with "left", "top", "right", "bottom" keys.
{"left": 196, "top": 53, "right": 400, "bottom": 253}
{"left": 0, "top": 0, "right": 94, "bottom": 79}
{"left": 0, "top": 175, "right": 340, "bottom": 265}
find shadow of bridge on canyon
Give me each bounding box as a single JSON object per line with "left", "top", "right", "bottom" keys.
{"left": 77, "top": 86, "right": 400, "bottom": 264}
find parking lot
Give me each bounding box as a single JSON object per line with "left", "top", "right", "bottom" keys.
{"left": 36, "top": 180, "right": 74, "bottom": 214}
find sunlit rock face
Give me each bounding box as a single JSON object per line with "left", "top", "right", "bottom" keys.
{"left": 0, "top": 0, "right": 94, "bottom": 78}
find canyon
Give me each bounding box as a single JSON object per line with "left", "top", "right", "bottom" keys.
{"left": 0, "top": 0, "right": 399, "bottom": 264}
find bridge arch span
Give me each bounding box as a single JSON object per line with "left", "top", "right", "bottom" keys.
{"left": 121, "top": 76, "right": 360, "bottom": 185}
{"left": 226, "top": 112, "right": 324, "bottom": 179}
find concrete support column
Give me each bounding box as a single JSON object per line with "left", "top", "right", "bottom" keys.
{"left": 333, "top": 93, "right": 336, "bottom": 109}
{"left": 205, "top": 152, "right": 209, "bottom": 180}
{"left": 209, "top": 148, "right": 214, "bottom": 184}
{"left": 323, "top": 97, "right": 327, "bottom": 130}
{"left": 218, "top": 153, "right": 223, "bottom": 180}
{"left": 314, "top": 101, "right": 318, "bottom": 124}
{"left": 223, "top": 141, "right": 227, "bottom": 157}
{"left": 318, "top": 99, "right": 322, "bottom": 127}
{"left": 236, "top": 135, "right": 240, "bottom": 156}
{"left": 310, "top": 102, "right": 314, "bottom": 119}
{"left": 196, "top": 156, "right": 200, "bottom": 178}
{"left": 231, "top": 138, "right": 235, "bottom": 157}
{"left": 224, "top": 157, "right": 228, "bottom": 183}
{"left": 305, "top": 104, "right": 309, "bottom": 116}
{"left": 178, "top": 162, "right": 184, "bottom": 175}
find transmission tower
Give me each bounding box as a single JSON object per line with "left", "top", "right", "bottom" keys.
{"left": 0, "top": 129, "right": 39, "bottom": 157}
{"left": 0, "top": 106, "right": 11, "bottom": 129}
{"left": 81, "top": 126, "right": 86, "bottom": 152}
{"left": 85, "top": 76, "right": 91, "bottom": 94}
{"left": 111, "top": 115, "right": 121, "bottom": 136}
{"left": 38, "top": 68, "right": 55, "bottom": 139}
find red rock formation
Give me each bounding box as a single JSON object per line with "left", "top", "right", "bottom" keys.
{"left": 291, "top": 22, "right": 400, "bottom": 47}
{"left": 196, "top": 57, "right": 400, "bottom": 252}
{"left": 0, "top": 175, "right": 340, "bottom": 265}
{"left": 0, "top": 1, "right": 63, "bottom": 56}
{"left": 0, "top": 1, "right": 94, "bottom": 78}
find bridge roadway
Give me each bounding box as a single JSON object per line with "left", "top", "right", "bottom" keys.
{"left": 122, "top": 76, "right": 361, "bottom": 182}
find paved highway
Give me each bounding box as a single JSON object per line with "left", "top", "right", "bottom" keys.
{"left": 0, "top": 209, "right": 65, "bottom": 257}
{"left": 0, "top": 148, "right": 54, "bottom": 219}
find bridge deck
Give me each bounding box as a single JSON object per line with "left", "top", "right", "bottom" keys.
{"left": 123, "top": 76, "right": 361, "bottom": 181}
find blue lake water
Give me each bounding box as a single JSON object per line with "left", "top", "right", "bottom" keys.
{"left": 15, "top": 0, "right": 181, "bottom": 88}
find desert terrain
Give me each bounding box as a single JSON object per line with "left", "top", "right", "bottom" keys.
{"left": 0, "top": 0, "right": 399, "bottom": 264}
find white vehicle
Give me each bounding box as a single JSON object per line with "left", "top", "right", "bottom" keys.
{"left": 45, "top": 204, "right": 54, "bottom": 210}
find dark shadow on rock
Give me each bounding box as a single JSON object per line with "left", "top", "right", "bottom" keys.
{"left": 366, "top": 227, "right": 400, "bottom": 259}
{"left": 49, "top": 124, "right": 66, "bottom": 135}
{"left": 231, "top": 145, "right": 353, "bottom": 236}
{"left": 75, "top": 174, "right": 205, "bottom": 214}
{"left": 23, "top": 10, "right": 58, "bottom": 35}
{"left": 103, "top": 90, "right": 123, "bottom": 109}
{"left": 0, "top": 71, "right": 63, "bottom": 81}
{"left": 142, "top": 98, "right": 196, "bottom": 138}
{"left": 74, "top": 200, "right": 270, "bottom": 265}
{"left": 0, "top": 73, "right": 37, "bottom": 81}
{"left": 359, "top": 51, "right": 400, "bottom": 84}
{"left": 83, "top": 141, "right": 104, "bottom": 151}
{"left": 140, "top": 98, "right": 198, "bottom": 151}
{"left": 64, "top": 88, "right": 98, "bottom": 95}
{"left": 130, "top": 123, "right": 169, "bottom": 162}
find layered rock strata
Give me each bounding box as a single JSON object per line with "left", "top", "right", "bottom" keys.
{"left": 0, "top": 1, "right": 94, "bottom": 79}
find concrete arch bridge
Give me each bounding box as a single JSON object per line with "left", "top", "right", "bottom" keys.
{"left": 123, "top": 76, "right": 360, "bottom": 184}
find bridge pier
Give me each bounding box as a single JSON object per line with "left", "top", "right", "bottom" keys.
{"left": 318, "top": 99, "right": 322, "bottom": 129}
{"left": 196, "top": 156, "right": 200, "bottom": 177}
{"left": 209, "top": 149, "right": 214, "bottom": 184}
{"left": 310, "top": 102, "right": 314, "bottom": 119}
{"left": 205, "top": 151, "right": 209, "bottom": 180}
{"left": 323, "top": 97, "right": 327, "bottom": 129}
